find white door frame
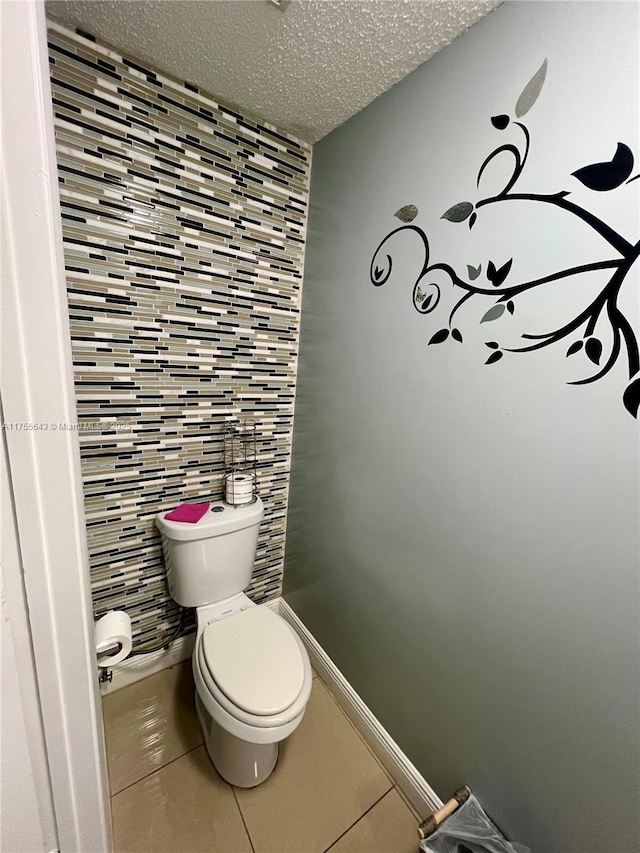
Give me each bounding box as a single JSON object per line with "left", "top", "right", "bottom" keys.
{"left": 1, "top": 1, "right": 112, "bottom": 850}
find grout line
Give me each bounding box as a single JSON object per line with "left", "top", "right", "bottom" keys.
{"left": 232, "top": 786, "right": 256, "bottom": 853}
{"left": 110, "top": 743, "right": 202, "bottom": 798}
{"left": 322, "top": 788, "right": 394, "bottom": 853}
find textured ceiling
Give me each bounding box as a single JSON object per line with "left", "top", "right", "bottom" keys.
{"left": 46, "top": 0, "right": 500, "bottom": 143}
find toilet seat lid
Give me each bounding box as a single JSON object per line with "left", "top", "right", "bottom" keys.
{"left": 201, "top": 607, "right": 305, "bottom": 716}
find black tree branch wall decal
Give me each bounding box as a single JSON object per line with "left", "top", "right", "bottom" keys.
{"left": 369, "top": 60, "right": 640, "bottom": 417}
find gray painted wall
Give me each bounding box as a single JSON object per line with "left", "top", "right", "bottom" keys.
{"left": 284, "top": 3, "right": 640, "bottom": 851}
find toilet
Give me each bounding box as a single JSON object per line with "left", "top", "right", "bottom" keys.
{"left": 156, "top": 497, "right": 312, "bottom": 787}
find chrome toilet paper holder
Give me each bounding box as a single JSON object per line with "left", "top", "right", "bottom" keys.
{"left": 223, "top": 419, "right": 259, "bottom": 507}
{"left": 98, "top": 640, "right": 122, "bottom": 683}
{"left": 99, "top": 667, "right": 113, "bottom": 684}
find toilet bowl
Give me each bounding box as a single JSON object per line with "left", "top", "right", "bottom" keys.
{"left": 192, "top": 597, "right": 313, "bottom": 786}
{"left": 156, "top": 498, "right": 312, "bottom": 787}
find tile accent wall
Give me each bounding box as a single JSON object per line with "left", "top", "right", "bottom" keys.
{"left": 47, "top": 21, "right": 311, "bottom": 647}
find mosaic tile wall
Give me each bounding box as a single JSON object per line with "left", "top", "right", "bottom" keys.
{"left": 47, "top": 21, "right": 311, "bottom": 648}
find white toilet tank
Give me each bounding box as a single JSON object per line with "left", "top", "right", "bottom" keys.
{"left": 156, "top": 498, "right": 264, "bottom": 607}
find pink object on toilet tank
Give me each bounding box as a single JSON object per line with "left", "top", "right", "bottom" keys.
{"left": 164, "top": 502, "right": 210, "bottom": 523}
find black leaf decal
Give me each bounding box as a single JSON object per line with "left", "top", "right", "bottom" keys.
{"left": 506, "top": 300, "right": 515, "bottom": 315}
{"left": 373, "top": 266, "right": 383, "bottom": 281}
{"left": 515, "top": 58, "right": 548, "bottom": 118}
{"left": 572, "top": 143, "right": 634, "bottom": 192}
{"left": 623, "top": 376, "right": 640, "bottom": 418}
{"left": 487, "top": 258, "right": 513, "bottom": 287}
{"left": 566, "top": 340, "right": 584, "bottom": 357}
{"left": 485, "top": 341, "right": 500, "bottom": 349}
{"left": 428, "top": 329, "right": 449, "bottom": 345}
{"left": 497, "top": 260, "right": 513, "bottom": 284}
{"left": 467, "top": 264, "right": 482, "bottom": 281}
{"left": 468, "top": 212, "right": 477, "bottom": 230}
{"left": 422, "top": 295, "right": 434, "bottom": 312}
{"left": 451, "top": 328, "right": 463, "bottom": 343}
{"left": 585, "top": 337, "right": 602, "bottom": 365}
{"left": 485, "top": 351, "right": 503, "bottom": 365}
{"left": 481, "top": 304, "right": 506, "bottom": 324}
{"left": 491, "top": 114, "right": 510, "bottom": 130}
{"left": 441, "top": 202, "right": 474, "bottom": 222}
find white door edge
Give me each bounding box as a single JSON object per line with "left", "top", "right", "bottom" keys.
{"left": 1, "top": 1, "right": 112, "bottom": 850}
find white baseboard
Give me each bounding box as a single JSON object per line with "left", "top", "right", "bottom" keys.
{"left": 272, "top": 597, "right": 443, "bottom": 819}
{"left": 98, "top": 633, "right": 195, "bottom": 695}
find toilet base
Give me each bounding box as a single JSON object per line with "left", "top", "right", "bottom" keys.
{"left": 196, "top": 693, "right": 278, "bottom": 787}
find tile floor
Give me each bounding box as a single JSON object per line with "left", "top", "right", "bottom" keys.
{"left": 103, "top": 660, "right": 421, "bottom": 853}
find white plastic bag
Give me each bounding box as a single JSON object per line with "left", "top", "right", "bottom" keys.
{"left": 419, "top": 795, "right": 530, "bottom": 853}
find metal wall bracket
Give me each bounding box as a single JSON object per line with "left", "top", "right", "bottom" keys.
{"left": 98, "top": 667, "right": 112, "bottom": 684}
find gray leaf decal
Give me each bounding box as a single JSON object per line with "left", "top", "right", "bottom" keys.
{"left": 515, "top": 59, "right": 548, "bottom": 118}
{"left": 394, "top": 204, "right": 418, "bottom": 222}
{"left": 441, "top": 202, "right": 474, "bottom": 223}
{"left": 467, "top": 264, "right": 482, "bottom": 281}
{"left": 480, "top": 304, "right": 506, "bottom": 324}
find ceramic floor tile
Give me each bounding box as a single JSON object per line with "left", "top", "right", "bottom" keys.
{"left": 103, "top": 661, "right": 202, "bottom": 794}
{"left": 234, "top": 679, "right": 392, "bottom": 853}
{"left": 326, "top": 788, "right": 419, "bottom": 853}
{"left": 112, "top": 745, "right": 252, "bottom": 853}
